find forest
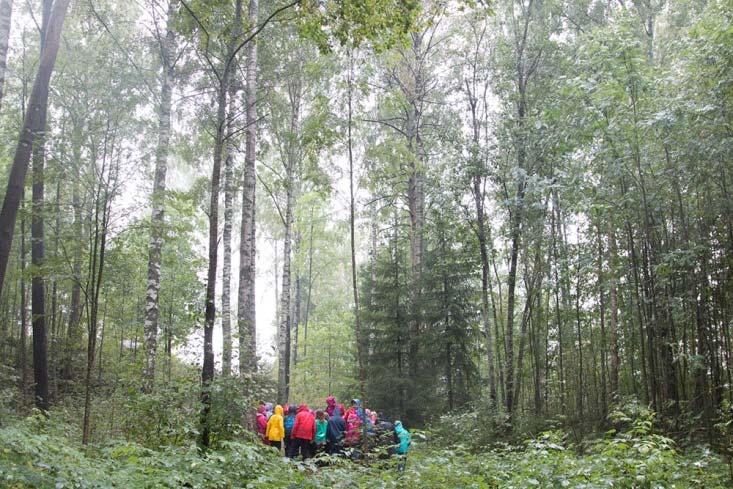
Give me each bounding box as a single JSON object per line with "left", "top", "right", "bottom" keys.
{"left": 0, "top": 0, "right": 732, "bottom": 487}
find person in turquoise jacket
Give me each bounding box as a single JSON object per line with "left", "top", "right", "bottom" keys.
{"left": 394, "top": 420, "right": 411, "bottom": 471}
{"left": 315, "top": 410, "right": 328, "bottom": 453}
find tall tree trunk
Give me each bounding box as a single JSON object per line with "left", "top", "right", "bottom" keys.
{"left": 303, "top": 207, "right": 314, "bottom": 361}
{"left": 82, "top": 138, "right": 116, "bottom": 445}
{"left": 276, "top": 68, "right": 301, "bottom": 406}
{"left": 0, "top": 0, "right": 70, "bottom": 299}
{"left": 18, "top": 197, "right": 28, "bottom": 397}
{"left": 608, "top": 225, "right": 620, "bottom": 402}
{"left": 97, "top": 291, "right": 108, "bottom": 382}
{"left": 347, "top": 50, "right": 365, "bottom": 398}
{"left": 504, "top": 183, "right": 525, "bottom": 417}
{"left": 575, "top": 245, "right": 585, "bottom": 419}
{"left": 278, "top": 191, "right": 293, "bottom": 405}
{"left": 201, "top": 81, "right": 226, "bottom": 447}
{"left": 551, "top": 190, "right": 566, "bottom": 413}
{"left": 64, "top": 123, "right": 83, "bottom": 381}
{"left": 473, "top": 175, "right": 497, "bottom": 406}
{"left": 291, "top": 234, "right": 301, "bottom": 367}
{"left": 403, "top": 32, "right": 426, "bottom": 400}
{"left": 512, "top": 241, "right": 543, "bottom": 411}
{"left": 143, "top": 2, "right": 175, "bottom": 392}
{"left": 201, "top": 0, "right": 242, "bottom": 448}
{"left": 202, "top": 72, "right": 228, "bottom": 449}
{"left": 596, "top": 222, "right": 608, "bottom": 417}
{"left": 0, "top": 0, "right": 13, "bottom": 110}
{"left": 463, "top": 39, "right": 497, "bottom": 404}
{"left": 29, "top": 0, "right": 52, "bottom": 412}
{"left": 237, "top": 0, "right": 259, "bottom": 376}
{"left": 49, "top": 161, "right": 60, "bottom": 370}
{"left": 221, "top": 81, "right": 238, "bottom": 376}
{"left": 30, "top": 93, "right": 49, "bottom": 409}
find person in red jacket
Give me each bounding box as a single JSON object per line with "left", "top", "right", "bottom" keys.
{"left": 290, "top": 403, "right": 316, "bottom": 459}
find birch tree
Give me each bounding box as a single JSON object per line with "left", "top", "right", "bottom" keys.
{"left": 143, "top": 0, "right": 177, "bottom": 393}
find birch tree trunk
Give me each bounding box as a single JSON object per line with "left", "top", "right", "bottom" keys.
{"left": 221, "top": 81, "right": 238, "bottom": 376}
{"left": 0, "top": 0, "right": 13, "bottom": 110}
{"left": 278, "top": 189, "right": 293, "bottom": 405}
{"left": 291, "top": 235, "right": 301, "bottom": 367}
{"left": 237, "top": 0, "right": 258, "bottom": 375}
{"left": 277, "top": 74, "right": 301, "bottom": 405}
{"left": 142, "top": 1, "right": 175, "bottom": 392}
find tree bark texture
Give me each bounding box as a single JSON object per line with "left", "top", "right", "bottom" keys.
{"left": 143, "top": 2, "right": 175, "bottom": 391}
{"left": 237, "top": 0, "right": 259, "bottom": 376}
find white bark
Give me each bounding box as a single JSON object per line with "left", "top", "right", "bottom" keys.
{"left": 221, "top": 82, "right": 238, "bottom": 376}
{"left": 0, "top": 0, "right": 13, "bottom": 110}
{"left": 277, "top": 74, "right": 301, "bottom": 405}
{"left": 237, "top": 0, "right": 259, "bottom": 375}
{"left": 142, "top": 2, "right": 175, "bottom": 392}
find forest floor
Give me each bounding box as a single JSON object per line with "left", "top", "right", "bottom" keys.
{"left": 1, "top": 412, "right": 731, "bottom": 488}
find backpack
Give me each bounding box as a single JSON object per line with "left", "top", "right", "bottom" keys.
{"left": 284, "top": 415, "right": 295, "bottom": 435}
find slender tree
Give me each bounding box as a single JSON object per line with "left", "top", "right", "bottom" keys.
{"left": 143, "top": 0, "right": 177, "bottom": 392}
{"left": 29, "top": 0, "right": 54, "bottom": 412}
{"left": 238, "top": 0, "right": 259, "bottom": 376}
{"left": 346, "top": 49, "right": 365, "bottom": 398}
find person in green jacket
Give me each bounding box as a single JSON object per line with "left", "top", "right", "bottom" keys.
{"left": 394, "top": 420, "right": 411, "bottom": 471}
{"left": 315, "top": 410, "right": 328, "bottom": 454}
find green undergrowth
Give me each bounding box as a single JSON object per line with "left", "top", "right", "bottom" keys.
{"left": 1, "top": 409, "right": 730, "bottom": 488}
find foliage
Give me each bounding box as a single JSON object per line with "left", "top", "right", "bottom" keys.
{"left": 1, "top": 407, "right": 730, "bottom": 488}
{"left": 0, "top": 414, "right": 285, "bottom": 488}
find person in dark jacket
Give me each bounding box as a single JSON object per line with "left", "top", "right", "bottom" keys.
{"left": 326, "top": 406, "right": 346, "bottom": 455}
{"left": 291, "top": 404, "right": 316, "bottom": 460}
{"left": 284, "top": 404, "right": 297, "bottom": 457}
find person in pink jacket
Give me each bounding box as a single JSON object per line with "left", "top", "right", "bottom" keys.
{"left": 325, "top": 395, "right": 336, "bottom": 417}
{"left": 256, "top": 404, "right": 268, "bottom": 443}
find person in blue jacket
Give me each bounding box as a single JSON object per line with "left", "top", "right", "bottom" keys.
{"left": 326, "top": 406, "right": 346, "bottom": 455}
{"left": 284, "top": 404, "right": 297, "bottom": 457}
{"left": 393, "top": 420, "right": 411, "bottom": 471}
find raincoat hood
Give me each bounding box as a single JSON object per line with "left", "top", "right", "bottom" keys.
{"left": 352, "top": 398, "right": 362, "bottom": 408}
{"left": 257, "top": 405, "right": 266, "bottom": 414}
{"left": 266, "top": 405, "right": 285, "bottom": 442}
{"left": 394, "top": 420, "right": 404, "bottom": 432}
{"left": 326, "top": 396, "right": 336, "bottom": 407}
{"left": 298, "top": 403, "right": 308, "bottom": 413}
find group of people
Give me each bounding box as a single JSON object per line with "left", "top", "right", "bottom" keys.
{"left": 255, "top": 396, "right": 411, "bottom": 465}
